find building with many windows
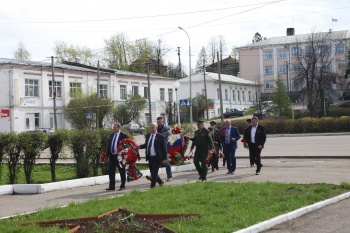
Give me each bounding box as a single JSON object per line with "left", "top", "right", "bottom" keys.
{"left": 176, "top": 72, "right": 258, "bottom": 119}
{"left": 238, "top": 28, "right": 350, "bottom": 93}
{"left": 0, "top": 58, "right": 178, "bottom": 133}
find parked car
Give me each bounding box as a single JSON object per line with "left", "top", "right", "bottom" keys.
{"left": 253, "top": 109, "right": 267, "bottom": 119}
{"left": 223, "top": 108, "right": 245, "bottom": 118}
{"left": 121, "top": 123, "right": 144, "bottom": 135}
{"left": 339, "top": 89, "right": 350, "bottom": 101}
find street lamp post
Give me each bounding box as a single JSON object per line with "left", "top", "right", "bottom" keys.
{"left": 178, "top": 26, "right": 192, "bottom": 125}
{"left": 173, "top": 81, "right": 181, "bottom": 127}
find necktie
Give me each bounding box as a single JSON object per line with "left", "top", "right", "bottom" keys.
{"left": 111, "top": 133, "right": 117, "bottom": 154}
{"left": 225, "top": 127, "right": 230, "bottom": 144}
{"left": 147, "top": 134, "right": 154, "bottom": 156}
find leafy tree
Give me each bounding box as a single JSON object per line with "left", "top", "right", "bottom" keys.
{"left": 293, "top": 31, "right": 336, "bottom": 117}
{"left": 47, "top": 129, "right": 69, "bottom": 182}
{"left": 195, "top": 47, "right": 208, "bottom": 74}
{"left": 2, "top": 132, "right": 21, "bottom": 184}
{"left": 252, "top": 32, "right": 263, "bottom": 43}
{"left": 0, "top": 133, "right": 6, "bottom": 182}
{"left": 104, "top": 33, "right": 130, "bottom": 70}
{"left": 19, "top": 131, "right": 48, "bottom": 184}
{"left": 13, "top": 42, "right": 31, "bottom": 60}
{"left": 63, "top": 91, "right": 115, "bottom": 129}
{"left": 69, "top": 129, "right": 100, "bottom": 178}
{"left": 113, "top": 93, "right": 147, "bottom": 125}
{"left": 128, "top": 39, "right": 155, "bottom": 73}
{"left": 98, "top": 128, "right": 113, "bottom": 175}
{"left": 271, "top": 76, "right": 292, "bottom": 117}
{"left": 54, "top": 41, "right": 96, "bottom": 64}
{"left": 192, "top": 93, "right": 214, "bottom": 122}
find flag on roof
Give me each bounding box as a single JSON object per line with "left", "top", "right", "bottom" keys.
{"left": 332, "top": 18, "right": 338, "bottom": 22}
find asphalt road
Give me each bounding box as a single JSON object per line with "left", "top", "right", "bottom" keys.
{"left": 37, "top": 133, "right": 350, "bottom": 164}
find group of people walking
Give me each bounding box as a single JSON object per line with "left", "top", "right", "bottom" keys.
{"left": 105, "top": 116, "right": 266, "bottom": 191}
{"left": 106, "top": 116, "right": 172, "bottom": 191}
{"left": 190, "top": 117, "right": 266, "bottom": 181}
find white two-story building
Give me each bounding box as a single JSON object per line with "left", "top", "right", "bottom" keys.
{"left": 0, "top": 58, "right": 179, "bottom": 133}
{"left": 177, "top": 72, "right": 258, "bottom": 118}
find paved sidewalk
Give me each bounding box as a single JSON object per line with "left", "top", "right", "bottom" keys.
{"left": 1, "top": 158, "right": 350, "bottom": 233}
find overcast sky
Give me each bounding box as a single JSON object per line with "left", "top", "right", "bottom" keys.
{"left": 1, "top": 0, "right": 349, "bottom": 70}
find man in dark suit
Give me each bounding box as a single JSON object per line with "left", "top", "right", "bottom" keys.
{"left": 106, "top": 123, "right": 129, "bottom": 191}
{"left": 219, "top": 119, "right": 241, "bottom": 175}
{"left": 139, "top": 122, "right": 167, "bottom": 188}
{"left": 244, "top": 117, "right": 266, "bottom": 175}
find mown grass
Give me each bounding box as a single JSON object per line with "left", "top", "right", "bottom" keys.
{"left": 0, "top": 164, "right": 149, "bottom": 185}
{"left": 1, "top": 181, "right": 349, "bottom": 233}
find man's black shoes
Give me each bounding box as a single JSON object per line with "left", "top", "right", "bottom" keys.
{"left": 105, "top": 188, "right": 115, "bottom": 191}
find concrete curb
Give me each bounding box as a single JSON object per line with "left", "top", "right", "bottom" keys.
{"left": 232, "top": 191, "right": 350, "bottom": 233}
{"left": 0, "top": 163, "right": 195, "bottom": 195}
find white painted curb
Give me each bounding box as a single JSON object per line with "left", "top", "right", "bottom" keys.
{"left": 232, "top": 191, "right": 350, "bottom": 233}
{"left": 0, "top": 163, "right": 194, "bottom": 195}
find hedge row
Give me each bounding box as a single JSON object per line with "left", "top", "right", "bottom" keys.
{"left": 219, "top": 116, "right": 350, "bottom": 134}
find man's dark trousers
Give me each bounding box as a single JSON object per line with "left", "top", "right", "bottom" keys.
{"left": 108, "top": 155, "right": 126, "bottom": 190}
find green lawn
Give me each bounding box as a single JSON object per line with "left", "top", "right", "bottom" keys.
{"left": 1, "top": 181, "right": 349, "bottom": 232}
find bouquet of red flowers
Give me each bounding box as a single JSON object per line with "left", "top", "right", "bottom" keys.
{"left": 172, "top": 127, "right": 181, "bottom": 134}
{"left": 100, "top": 152, "right": 107, "bottom": 163}
{"left": 219, "top": 129, "right": 226, "bottom": 137}
{"left": 241, "top": 138, "right": 249, "bottom": 149}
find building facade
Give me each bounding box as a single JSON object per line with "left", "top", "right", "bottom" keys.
{"left": 176, "top": 72, "right": 258, "bottom": 119}
{"left": 0, "top": 58, "right": 178, "bottom": 133}
{"left": 238, "top": 29, "right": 350, "bottom": 94}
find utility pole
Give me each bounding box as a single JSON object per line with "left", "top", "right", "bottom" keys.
{"left": 177, "top": 47, "right": 182, "bottom": 77}
{"left": 146, "top": 62, "right": 152, "bottom": 123}
{"left": 96, "top": 60, "right": 100, "bottom": 129}
{"left": 217, "top": 52, "right": 224, "bottom": 125}
{"left": 286, "top": 61, "right": 290, "bottom": 92}
{"left": 50, "top": 56, "right": 57, "bottom": 130}
{"left": 203, "top": 59, "right": 209, "bottom": 119}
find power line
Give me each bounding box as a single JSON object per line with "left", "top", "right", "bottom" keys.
{"left": 0, "top": 1, "right": 286, "bottom": 24}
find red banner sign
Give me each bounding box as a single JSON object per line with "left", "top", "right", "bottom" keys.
{"left": 0, "top": 109, "right": 10, "bottom": 117}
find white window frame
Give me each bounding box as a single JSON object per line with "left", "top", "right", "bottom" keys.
{"left": 265, "top": 65, "right": 273, "bottom": 75}
{"left": 120, "top": 85, "right": 127, "bottom": 100}
{"left": 266, "top": 81, "right": 274, "bottom": 89}
{"left": 279, "top": 64, "right": 287, "bottom": 73}
{"left": 69, "top": 82, "right": 82, "bottom": 98}
{"left": 336, "top": 44, "right": 346, "bottom": 54}
{"left": 264, "top": 50, "right": 272, "bottom": 59}
{"left": 278, "top": 50, "right": 286, "bottom": 58}
{"left": 49, "top": 81, "right": 61, "bottom": 98}
{"left": 25, "top": 79, "right": 39, "bottom": 97}
{"left": 132, "top": 86, "right": 139, "bottom": 96}
{"left": 160, "top": 88, "right": 165, "bottom": 101}
{"left": 168, "top": 88, "right": 173, "bottom": 102}
{"left": 99, "top": 84, "right": 108, "bottom": 98}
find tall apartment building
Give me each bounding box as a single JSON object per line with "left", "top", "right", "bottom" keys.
{"left": 238, "top": 28, "right": 350, "bottom": 94}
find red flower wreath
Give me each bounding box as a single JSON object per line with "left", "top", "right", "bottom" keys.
{"left": 117, "top": 138, "right": 142, "bottom": 181}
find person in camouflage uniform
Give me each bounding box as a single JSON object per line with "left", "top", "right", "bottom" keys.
{"left": 189, "top": 120, "right": 214, "bottom": 181}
